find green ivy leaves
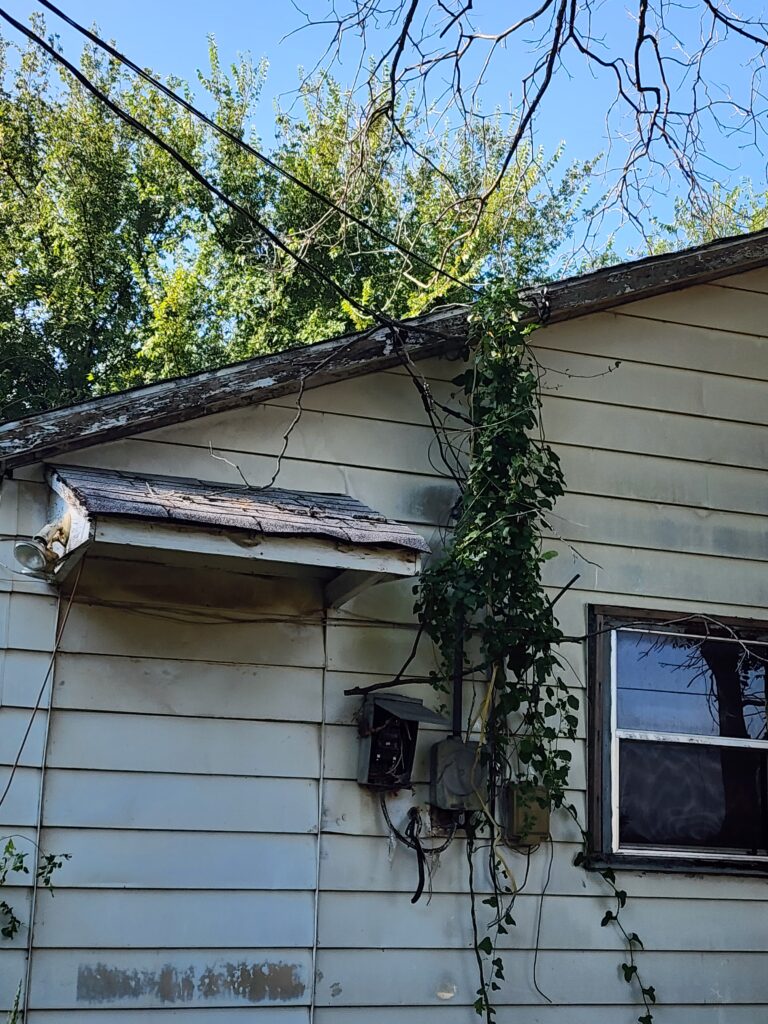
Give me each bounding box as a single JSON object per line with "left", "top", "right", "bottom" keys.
{"left": 0, "top": 838, "right": 70, "bottom": 941}
{"left": 414, "top": 287, "right": 656, "bottom": 1024}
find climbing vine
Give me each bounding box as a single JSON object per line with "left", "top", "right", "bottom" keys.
{"left": 415, "top": 284, "right": 657, "bottom": 1022}
{"left": 1, "top": 838, "right": 67, "bottom": 941}
{"left": 1, "top": 837, "right": 69, "bottom": 1023}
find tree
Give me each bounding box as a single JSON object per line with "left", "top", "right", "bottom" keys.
{"left": 0, "top": 24, "right": 212, "bottom": 417}
{"left": 645, "top": 182, "right": 768, "bottom": 254}
{"left": 297, "top": 1, "right": 768, "bottom": 233}
{"left": 0, "top": 21, "right": 596, "bottom": 417}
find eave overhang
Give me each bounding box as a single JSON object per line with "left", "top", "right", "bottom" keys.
{"left": 45, "top": 465, "right": 429, "bottom": 607}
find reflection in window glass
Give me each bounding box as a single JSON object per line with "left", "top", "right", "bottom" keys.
{"left": 593, "top": 613, "right": 768, "bottom": 866}
{"left": 619, "top": 740, "right": 768, "bottom": 855}
{"left": 616, "top": 630, "right": 767, "bottom": 740}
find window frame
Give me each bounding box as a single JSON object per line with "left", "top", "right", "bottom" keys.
{"left": 587, "top": 605, "right": 768, "bottom": 877}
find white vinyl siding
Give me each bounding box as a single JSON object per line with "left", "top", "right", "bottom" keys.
{"left": 0, "top": 264, "right": 765, "bottom": 1021}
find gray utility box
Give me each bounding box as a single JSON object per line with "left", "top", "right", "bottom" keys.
{"left": 429, "top": 737, "right": 488, "bottom": 812}
{"left": 357, "top": 693, "right": 448, "bottom": 791}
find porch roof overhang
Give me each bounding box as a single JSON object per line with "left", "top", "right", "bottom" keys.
{"left": 45, "top": 465, "right": 429, "bottom": 607}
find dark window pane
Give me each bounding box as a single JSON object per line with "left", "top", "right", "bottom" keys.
{"left": 616, "top": 631, "right": 767, "bottom": 740}
{"left": 619, "top": 740, "right": 768, "bottom": 855}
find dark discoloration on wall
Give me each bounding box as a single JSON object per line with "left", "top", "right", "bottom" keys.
{"left": 76, "top": 960, "right": 306, "bottom": 1005}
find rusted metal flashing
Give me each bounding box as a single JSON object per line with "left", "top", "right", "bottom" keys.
{"left": 3, "top": 226, "right": 768, "bottom": 472}
{"left": 49, "top": 464, "right": 430, "bottom": 554}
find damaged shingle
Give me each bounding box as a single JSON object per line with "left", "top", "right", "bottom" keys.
{"left": 50, "top": 464, "right": 430, "bottom": 553}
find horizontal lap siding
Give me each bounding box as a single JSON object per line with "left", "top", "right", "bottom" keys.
{"left": 0, "top": 479, "right": 60, "bottom": 1012}
{"left": 29, "top": 949, "right": 313, "bottom": 1010}
{"left": 30, "top": 1012, "right": 310, "bottom": 1023}
{"left": 317, "top": 891, "right": 768, "bottom": 952}
{"left": 1, "top": 279, "right": 765, "bottom": 1021}
{"left": 27, "top": 583, "right": 321, "bottom": 1016}
{"left": 313, "top": 949, "right": 768, "bottom": 1006}
{"left": 524, "top": 296, "right": 768, "bottom": 1019}
{"left": 315, "top": 1011, "right": 768, "bottom": 1024}
{"left": 14, "top": 364, "right": 453, "bottom": 1020}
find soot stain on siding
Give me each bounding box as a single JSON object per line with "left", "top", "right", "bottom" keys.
{"left": 76, "top": 960, "right": 306, "bottom": 1005}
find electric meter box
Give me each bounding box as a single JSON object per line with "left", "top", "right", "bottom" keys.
{"left": 501, "top": 782, "right": 551, "bottom": 845}
{"left": 429, "top": 736, "right": 488, "bottom": 812}
{"left": 357, "top": 693, "right": 448, "bottom": 791}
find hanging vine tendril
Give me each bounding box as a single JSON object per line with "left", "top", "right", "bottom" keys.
{"left": 415, "top": 283, "right": 657, "bottom": 1023}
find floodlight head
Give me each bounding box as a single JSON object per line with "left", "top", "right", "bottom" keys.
{"left": 13, "top": 536, "right": 53, "bottom": 574}
{"left": 13, "top": 512, "right": 72, "bottom": 577}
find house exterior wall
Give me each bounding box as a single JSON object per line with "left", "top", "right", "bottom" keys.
{"left": 0, "top": 266, "right": 766, "bottom": 1021}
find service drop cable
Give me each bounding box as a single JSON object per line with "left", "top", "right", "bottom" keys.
{"left": 0, "top": 560, "right": 84, "bottom": 810}
{"left": 379, "top": 792, "right": 457, "bottom": 903}
{"left": 36, "top": 0, "right": 473, "bottom": 293}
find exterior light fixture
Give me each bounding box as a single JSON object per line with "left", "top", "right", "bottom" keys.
{"left": 13, "top": 513, "right": 71, "bottom": 577}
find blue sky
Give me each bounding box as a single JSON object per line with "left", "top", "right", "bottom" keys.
{"left": 6, "top": 1, "right": 337, "bottom": 134}
{"left": 3, "top": 1, "right": 766, "bottom": 253}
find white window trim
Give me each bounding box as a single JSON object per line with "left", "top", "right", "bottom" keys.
{"left": 608, "top": 626, "right": 768, "bottom": 863}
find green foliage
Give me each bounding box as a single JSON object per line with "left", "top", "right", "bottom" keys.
{"left": 0, "top": 840, "right": 28, "bottom": 940}
{"left": 417, "top": 285, "right": 571, "bottom": 1022}
{"left": 1, "top": 836, "right": 68, "bottom": 1021}
{"left": 416, "top": 285, "right": 655, "bottom": 1022}
{"left": 0, "top": 837, "right": 69, "bottom": 941}
{"left": 417, "top": 283, "right": 572, "bottom": 808}
{"left": 645, "top": 181, "right": 768, "bottom": 254}
{"left": 0, "top": 20, "right": 215, "bottom": 416}
{"left": 5, "top": 983, "right": 21, "bottom": 1024}
{"left": 0, "top": 18, "right": 596, "bottom": 417}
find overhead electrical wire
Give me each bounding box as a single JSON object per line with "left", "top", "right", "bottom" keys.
{"left": 0, "top": 5, "right": 469, "bottom": 489}
{"left": 0, "top": 5, "right": 394, "bottom": 328}
{"left": 35, "top": 0, "right": 473, "bottom": 293}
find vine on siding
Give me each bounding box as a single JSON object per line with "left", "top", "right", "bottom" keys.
{"left": 415, "top": 284, "right": 657, "bottom": 1023}
{"left": 1, "top": 838, "right": 68, "bottom": 1023}
{"left": 1, "top": 838, "right": 66, "bottom": 941}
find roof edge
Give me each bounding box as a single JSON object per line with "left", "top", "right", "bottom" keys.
{"left": 0, "top": 305, "right": 468, "bottom": 472}
{"left": 3, "top": 227, "right": 768, "bottom": 471}
{"left": 524, "top": 227, "right": 768, "bottom": 323}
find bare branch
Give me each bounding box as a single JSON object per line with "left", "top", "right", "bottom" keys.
{"left": 301, "top": 0, "right": 768, "bottom": 237}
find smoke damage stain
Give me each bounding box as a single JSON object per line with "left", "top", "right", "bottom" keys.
{"left": 77, "top": 960, "right": 306, "bottom": 1005}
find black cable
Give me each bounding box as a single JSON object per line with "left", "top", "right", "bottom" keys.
{"left": 392, "top": 333, "right": 466, "bottom": 489}
{"left": 379, "top": 792, "right": 458, "bottom": 861}
{"left": 404, "top": 808, "right": 427, "bottom": 904}
{"left": 0, "top": 5, "right": 394, "bottom": 330}
{"left": 35, "top": 0, "right": 474, "bottom": 293}
{"left": 532, "top": 834, "right": 555, "bottom": 1004}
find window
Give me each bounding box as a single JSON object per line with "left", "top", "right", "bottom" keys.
{"left": 589, "top": 608, "right": 768, "bottom": 872}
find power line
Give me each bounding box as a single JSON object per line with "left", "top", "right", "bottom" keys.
{"left": 0, "top": 6, "right": 467, "bottom": 489}
{"left": 0, "top": 4, "right": 390, "bottom": 328}
{"left": 35, "top": 0, "right": 473, "bottom": 293}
